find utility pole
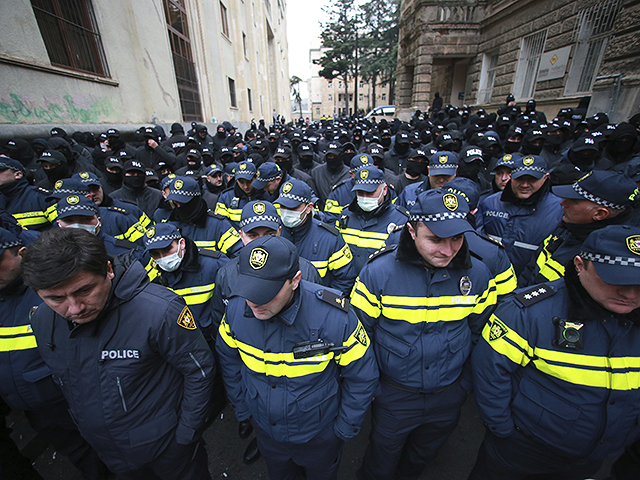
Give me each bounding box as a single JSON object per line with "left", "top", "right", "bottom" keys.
{"left": 354, "top": 28, "right": 358, "bottom": 117}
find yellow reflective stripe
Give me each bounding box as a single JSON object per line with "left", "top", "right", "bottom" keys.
{"left": 45, "top": 204, "right": 58, "bottom": 221}
{"left": 310, "top": 260, "right": 328, "bottom": 277}
{"left": 0, "top": 335, "right": 38, "bottom": 352}
{"left": 495, "top": 265, "right": 517, "bottom": 296}
{"left": 340, "top": 228, "right": 389, "bottom": 250}
{"left": 482, "top": 314, "right": 533, "bottom": 367}
{"left": 472, "top": 278, "right": 498, "bottom": 315}
{"left": 0, "top": 325, "right": 34, "bottom": 336}
{"left": 218, "top": 227, "right": 241, "bottom": 254}
{"left": 145, "top": 260, "right": 159, "bottom": 281}
{"left": 169, "top": 283, "right": 215, "bottom": 305}
{"left": 536, "top": 236, "right": 565, "bottom": 281}
{"left": 13, "top": 211, "right": 50, "bottom": 227}
{"left": 218, "top": 316, "right": 237, "bottom": 348}
{"left": 194, "top": 240, "right": 218, "bottom": 248}
{"left": 214, "top": 202, "right": 230, "bottom": 219}
{"left": 336, "top": 322, "right": 370, "bottom": 366}
{"left": 350, "top": 278, "right": 382, "bottom": 318}
{"left": 324, "top": 199, "right": 343, "bottom": 214}
{"left": 224, "top": 208, "right": 242, "bottom": 222}
{"left": 328, "top": 244, "right": 353, "bottom": 270}
{"left": 117, "top": 213, "right": 152, "bottom": 242}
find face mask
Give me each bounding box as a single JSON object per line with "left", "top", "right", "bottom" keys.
{"left": 326, "top": 156, "right": 343, "bottom": 173}
{"left": 521, "top": 143, "right": 543, "bottom": 155}
{"left": 155, "top": 250, "right": 183, "bottom": 272}
{"left": 381, "top": 137, "right": 392, "bottom": 148}
{"left": 44, "top": 163, "right": 69, "bottom": 182}
{"left": 123, "top": 175, "right": 146, "bottom": 190}
{"left": 63, "top": 220, "right": 99, "bottom": 235}
{"left": 357, "top": 189, "right": 383, "bottom": 212}
{"left": 280, "top": 208, "right": 306, "bottom": 228}
{"left": 395, "top": 143, "right": 410, "bottom": 154}
{"left": 546, "top": 135, "right": 563, "bottom": 147}
{"left": 300, "top": 156, "right": 314, "bottom": 170}
{"left": 105, "top": 169, "right": 123, "bottom": 185}
{"left": 405, "top": 160, "right": 427, "bottom": 177}
{"left": 504, "top": 141, "right": 521, "bottom": 154}
{"left": 278, "top": 158, "right": 293, "bottom": 173}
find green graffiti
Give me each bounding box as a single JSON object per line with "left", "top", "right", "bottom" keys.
{"left": 0, "top": 93, "right": 118, "bottom": 124}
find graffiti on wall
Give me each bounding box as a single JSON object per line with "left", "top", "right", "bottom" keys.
{"left": 0, "top": 93, "right": 119, "bottom": 124}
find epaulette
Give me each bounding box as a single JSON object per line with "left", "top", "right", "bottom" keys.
{"left": 114, "top": 238, "right": 137, "bottom": 249}
{"left": 395, "top": 205, "right": 410, "bottom": 217}
{"left": 107, "top": 206, "right": 130, "bottom": 215}
{"left": 35, "top": 186, "right": 51, "bottom": 195}
{"left": 387, "top": 183, "right": 396, "bottom": 191}
{"left": 514, "top": 284, "right": 556, "bottom": 307}
{"left": 198, "top": 248, "right": 222, "bottom": 259}
{"left": 207, "top": 210, "right": 225, "bottom": 220}
{"left": 331, "top": 178, "right": 351, "bottom": 191}
{"left": 391, "top": 222, "right": 404, "bottom": 232}
{"left": 478, "top": 232, "right": 504, "bottom": 248}
{"left": 315, "top": 289, "right": 350, "bottom": 312}
{"left": 366, "top": 244, "right": 396, "bottom": 263}
{"left": 319, "top": 221, "right": 339, "bottom": 236}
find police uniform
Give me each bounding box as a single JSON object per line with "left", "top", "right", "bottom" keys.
{"left": 29, "top": 253, "right": 215, "bottom": 478}
{"left": 215, "top": 161, "right": 264, "bottom": 227}
{"left": 469, "top": 225, "right": 640, "bottom": 480}
{"left": 324, "top": 153, "right": 375, "bottom": 222}
{"left": 216, "top": 235, "right": 378, "bottom": 480}
{"left": 351, "top": 190, "right": 498, "bottom": 480}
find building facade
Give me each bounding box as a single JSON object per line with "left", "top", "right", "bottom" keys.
{"left": 395, "top": 0, "right": 640, "bottom": 123}
{"left": 0, "top": 0, "right": 290, "bottom": 135}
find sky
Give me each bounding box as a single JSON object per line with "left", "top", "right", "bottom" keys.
{"left": 286, "top": 0, "right": 329, "bottom": 99}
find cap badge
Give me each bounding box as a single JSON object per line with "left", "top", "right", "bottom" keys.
{"left": 256, "top": 170, "right": 261, "bottom": 177}
{"left": 439, "top": 155, "right": 448, "bottom": 164}
{"left": 67, "top": 195, "right": 79, "bottom": 205}
{"left": 174, "top": 179, "right": 183, "bottom": 190}
{"left": 80, "top": 172, "right": 89, "bottom": 179}
{"left": 443, "top": 193, "right": 458, "bottom": 212}
{"left": 253, "top": 202, "right": 266, "bottom": 215}
{"left": 523, "top": 156, "right": 534, "bottom": 166}
{"left": 146, "top": 227, "right": 155, "bottom": 238}
{"left": 360, "top": 155, "right": 368, "bottom": 164}
{"left": 249, "top": 247, "right": 269, "bottom": 270}
{"left": 240, "top": 163, "right": 247, "bottom": 170}
{"left": 55, "top": 180, "right": 63, "bottom": 189}
{"left": 626, "top": 235, "right": 640, "bottom": 256}
{"left": 360, "top": 169, "right": 369, "bottom": 180}
{"left": 503, "top": 154, "right": 512, "bottom": 161}
{"left": 459, "top": 276, "right": 472, "bottom": 295}
{"left": 282, "top": 182, "right": 293, "bottom": 193}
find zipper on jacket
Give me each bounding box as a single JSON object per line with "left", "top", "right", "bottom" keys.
{"left": 116, "top": 377, "right": 128, "bottom": 412}
{"left": 189, "top": 352, "right": 206, "bottom": 378}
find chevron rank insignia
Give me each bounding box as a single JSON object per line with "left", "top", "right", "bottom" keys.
{"left": 177, "top": 306, "right": 197, "bottom": 330}
{"left": 514, "top": 284, "right": 555, "bottom": 307}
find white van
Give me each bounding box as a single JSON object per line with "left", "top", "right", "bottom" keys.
{"left": 364, "top": 105, "right": 395, "bottom": 119}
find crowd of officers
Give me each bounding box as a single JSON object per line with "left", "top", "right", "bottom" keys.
{"left": 1, "top": 95, "right": 640, "bottom": 480}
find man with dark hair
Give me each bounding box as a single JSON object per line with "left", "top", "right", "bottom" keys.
{"left": 23, "top": 228, "right": 215, "bottom": 480}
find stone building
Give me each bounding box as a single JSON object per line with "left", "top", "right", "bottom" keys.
{"left": 395, "top": 0, "right": 640, "bottom": 123}
{"left": 0, "top": 0, "right": 290, "bottom": 136}
{"left": 308, "top": 47, "right": 392, "bottom": 120}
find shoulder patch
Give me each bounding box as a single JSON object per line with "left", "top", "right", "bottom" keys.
{"left": 395, "top": 205, "right": 410, "bottom": 218}
{"left": 514, "top": 284, "right": 556, "bottom": 307}
{"left": 207, "top": 210, "right": 225, "bottom": 220}
{"left": 488, "top": 318, "right": 509, "bottom": 342}
{"left": 366, "top": 244, "right": 396, "bottom": 263}
{"left": 198, "top": 248, "right": 222, "bottom": 259}
{"left": 114, "top": 238, "right": 137, "bottom": 249}
{"left": 316, "top": 289, "right": 350, "bottom": 312}
{"left": 177, "top": 306, "right": 197, "bottom": 330}
{"left": 319, "top": 222, "right": 339, "bottom": 236}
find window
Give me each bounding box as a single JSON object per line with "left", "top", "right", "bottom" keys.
{"left": 242, "top": 32, "right": 248, "bottom": 58}
{"left": 359, "top": 94, "right": 363, "bottom": 101}
{"left": 477, "top": 52, "right": 499, "bottom": 104}
{"left": 565, "top": 0, "right": 621, "bottom": 95}
{"left": 359, "top": 81, "right": 364, "bottom": 88}
{"left": 163, "top": 0, "right": 202, "bottom": 121}
{"left": 31, "top": 0, "right": 109, "bottom": 76}
{"left": 338, "top": 81, "right": 342, "bottom": 88}
{"left": 315, "top": 107, "right": 320, "bottom": 115}
{"left": 228, "top": 77, "right": 237, "bottom": 107}
{"left": 513, "top": 30, "right": 547, "bottom": 100}
{"left": 328, "top": 80, "right": 332, "bottom": 89}
{"left": 339, "top": 94, "right": 343, "bottom": 101}
{"left": 382, "top": 93, "right": 387, "bottom": 101}
{"left": 247, "top": 88, "right": 253, "bottom": 111}
{"left": 349, "top": 94, "right": 353, "bottom": 102}
{"left": 328, "top": 94, "right": 333, "bottom": 101}
{"left": 220, "top": 1, "right": 230, "bottom": 38}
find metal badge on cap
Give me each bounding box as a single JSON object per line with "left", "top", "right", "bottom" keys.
{"left": 250, "top": 247, "right": 269, "bottom": 270}
{"left": 443, "top": 193, "right": 458, "bottom": 211}
{"left": 282, "top": 182, "right": 293, "bottom": 193}
{"left": 253, "top": 202, "right": 266, "bottom": 215}
{"left": 628, "top": 235, "right": 640, "bottom": 255}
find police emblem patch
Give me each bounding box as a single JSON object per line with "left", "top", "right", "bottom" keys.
{"left": 174, "top": 179, "right": 184, "bottom": 190}
{"left": 55, "top": 180, "right": 63, "bottom": 189}
{"left": 249, "top": 247, "right": 269, "bottom": 269}
{"left": 387, "top": 223, "right": 396, "bottom": 234}
{"left": 253, "top": 202, "right": 266, "bottom": 215}
{"left": 282, "top": 182, "right": 293, "bottom": 193}
{"left": 488, "top": 318, "right": 509, "bottom": 342}
{"left": 523, "top": 156, "right": 535, "bottom": 166}
{"left": 626, "top": 235, "right": 640, "bottom": 255}
{"left": 67, "top": 195, "right": 79, "bottom": 205}
{"left": 459, "top": 275, "right": 472, "bottom": 295}
{"left": 146, "top": 227, "right": 155, "bottom": 238}
{"left": 443, "top": 193, "right": 458, "bottom": 211}
{"left": 256, "top": 170, "right": 261, "bottom": 177}
{"left": 439, "top": 155, "right": 448, "bottom": 164}
{"left": 360, "top": 169, "right": 369, "bottom": 179}
{"left": 360, "top": 155, "right": 368, "bottom": 164}
{"left": 177, "top": 306, "right": 197, "bottom": 330}
{"left": 240, "top": 163, "right": 247, "bottom": 170}
{"left": 80, "top": 172, "right": 90, "bottom": 179}
{"left": 503, "top": 154, "right": 512, "bottom": 161}
{"left": 354, "top": 324, "right": 369, "bottom": 346}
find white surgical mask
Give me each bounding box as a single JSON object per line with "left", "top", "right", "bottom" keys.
{"left": 63, "top": 220, "right": 100, "bottom": 235}
{"left": 357, "top": 189, "right": 383, "bottom": 212}
{"left": 280, "top": 208, "right": 306, "bottom": 228}
{"left": 154, "top": 251, "right": 183, "bottom": 272}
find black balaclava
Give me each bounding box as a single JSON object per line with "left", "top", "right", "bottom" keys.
{"left": 299, "top": 156, "right": 314, "bottom": 170}
{"left": 123, "top": 174, "right": 146, "bottom": 190}
{"left": 44, "top": 162, "right": 69, "bottom": 182}
{"left": 381, "top": 136, "right": 392, "bottom": 148}
{"left": 326, "top": 154, "right": 343, "bottom": 173}
{"left": 405, "top": 160, "right": 427, "bottom": 177}
{"left": 395, "top": 141, "right": 410, "bottom": 155}
{"left": 105, "top": 168, "right": 123, "bottom": 186}
{"left": 277, "top": 158, "right": 293, "bottom": 174}
{"left": 504, "top": 140, "right": 521, "bottom": 154}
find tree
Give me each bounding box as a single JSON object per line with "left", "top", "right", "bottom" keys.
{"left": 290, "top": 76, "right": 303, "bottom": 116}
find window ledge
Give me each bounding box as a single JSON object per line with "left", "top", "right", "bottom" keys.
{"left": 0, "top": 54, "right": 119, "bottom": 86}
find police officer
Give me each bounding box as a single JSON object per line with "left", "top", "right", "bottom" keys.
{"left": 469, "top": 224, "right": 640, "bottom": 480}
{"left": 337, "top": 165, "right": 409, "bottom": 272}
{"left": 396, "top": 151, "right": 459, "bottom": 209}
{"left": 477, "top": 154, "right": 563, "bottom": 275}
{"left": 351, "top": 189, "right": 498, "bottom": 480}
{"left": 22, "top": 228, "right": 215, "bottom": 480}
{"left": 276, "top": 178, "right": 357, "bottom": 294}
{"left": 217, "top": 235, "right": 379, "bottom": 480}
{"left": 520, "top": 170, "right": 639, "bottom": 286}
{"left": 324, "top": 153, "right": 376, "bottom": 222}
{"left": 215, "top": 161, "right": 264, "bottom": 228}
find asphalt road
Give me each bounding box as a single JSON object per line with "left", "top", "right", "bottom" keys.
{"left": 12, "top": 394, "right": 613, "bottom": 480}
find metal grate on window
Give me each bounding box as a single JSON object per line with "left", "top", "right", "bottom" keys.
{"left": 514, "top": 30, "right": 547, "bottom": 100}
{"left": 31, "top": 0, "right": 110, "bottom": 76}
{"left": 572, "top": 0, "right": 620, "bottom": 42}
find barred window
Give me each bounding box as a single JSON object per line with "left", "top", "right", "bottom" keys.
{"left": 31, "top": 0, "right": 110, "bottom": 76}
{"left": 565, "top": 0, "right": 621, "bottom": 95}
{"left": 513, "top": 30, "right": 547, "bottom": 100}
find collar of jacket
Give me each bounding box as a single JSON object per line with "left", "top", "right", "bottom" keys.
{"left": 169, "top": 196, "right": 208, "bottom": 227}
{"left": 500, "top": 177, "right": 551, "bottom": 207}
{"left": 395, "top": 224, "right": 472, "bottom": 270}
{"left": 0, "top": 274, "right": 27, "bottom": 298}
{"left": 0, "top": 177, "right": 29, "bottom": 197}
